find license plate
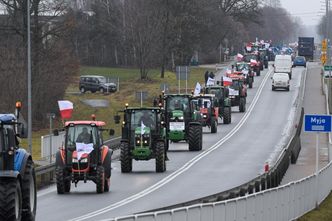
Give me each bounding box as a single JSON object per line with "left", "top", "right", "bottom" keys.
{"left": 170, "top": 122, "right": 185, "bottom": 131}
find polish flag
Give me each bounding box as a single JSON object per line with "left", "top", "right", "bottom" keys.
{"left": 236, "top": 53, "right": 243, "bottom": 61}
{"left": 58, "top": 100, "right": 73, "bottom": 119}
{"left": 222, "top": 76, "right": 232, "bottom": 86}
{"left": 250, "top": 59, "right": 258, "bottom": 66}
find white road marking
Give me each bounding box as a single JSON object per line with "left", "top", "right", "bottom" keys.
{"left": 69, "top": 69, "right": 273, "bottom": 221}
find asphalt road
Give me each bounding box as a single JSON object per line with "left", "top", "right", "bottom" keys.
{"left": 36, "top": 65, "right": 304, "bottom": 221}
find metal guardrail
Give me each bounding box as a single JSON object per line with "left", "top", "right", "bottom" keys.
{"left": 35, "top": 136, "right": 121, "bottom": 176}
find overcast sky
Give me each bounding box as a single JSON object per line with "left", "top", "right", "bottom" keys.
{"left": 280, "top": 0, "right": 323, "bottom": 26}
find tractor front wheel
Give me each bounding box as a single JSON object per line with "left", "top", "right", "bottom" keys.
{"left": 56, "top": 168, "right": 70, "bottom": 194}
{"left": 22, "top": 159, "right": 37, "bottom": 220}
{"left": 155, "top": 142, "right": 166, "bottom": 172}
{"left": 249, "top": 78, "right": 253, "bottom": 88}
{"left": 211, "top": 118, "right": 217, "bottom": 133}
{"left": 96, "top": 166, "right": 105, "bottom": 194}
{"left": 239, "top": 97, "right": 246, "bottom": 112}
{"left": 223, "top": 107, "right": 231, "bottom": 124}
{"left": 0, "top": 179, "right": 22, "bottom": 221}
{"left": 188, "top": 125, "right": 202, "bottom": 151}
{"left": 120, "top": 142, "right": 132, "bottom": 173}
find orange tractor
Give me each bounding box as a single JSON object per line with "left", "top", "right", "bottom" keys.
{"left": 54, "top": 118, "right": 114, "bottom": 194}
{"left": 191, "top": 94, "right": 218, "bottom": 133}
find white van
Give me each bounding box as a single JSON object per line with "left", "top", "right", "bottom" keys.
{"left": 274, "top": 55, "right": 292, "bottom": 79}
{"left": 271, "top": 72, "right": 290, "bottom": 91}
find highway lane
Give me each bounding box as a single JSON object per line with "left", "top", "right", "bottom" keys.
{"left": 36, "top": 65, "right": 303, "bottom": 221}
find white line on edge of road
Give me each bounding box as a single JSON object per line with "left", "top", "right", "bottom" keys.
{"left": 68, "top": 68, "right": 273, "bottom": 221}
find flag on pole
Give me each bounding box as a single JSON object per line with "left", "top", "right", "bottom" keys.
{"left": 141, "top": 121, "right": 146, "bottom": 135}
{"left": 194, "top": 82, "right": 201, "bottom": 95}
{"left": 250, "top": 59, "right": 258, "bottom": 66}
{"left": 75, "top": 143, "right": 94, "bottom": 160}
{"left": 236, "top": 53, "right": 243, "bottom": 61}
{"left": 222, "top": 76, "right": 232, "bottom": 86}
{"left": 206, "top": 77, "right": 215, "bottom": 86}
{"left": 57, "top": 100, "right": 73, "bottom": 119}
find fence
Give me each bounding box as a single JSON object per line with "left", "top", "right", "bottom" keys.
{"left": 40, "top": 131, "right": 65, "bottom": 159}
{"left": 112, "top": 161, "right": 332, "bottom": 221}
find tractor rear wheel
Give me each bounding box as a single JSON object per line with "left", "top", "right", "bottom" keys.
{"left": 56, "top": 168, "right": 70, "bottom": 194}
{"left": 103, "top": 149, "right": 112, "bottom": 192}
{"left": 211, "top": 118, "right": 217, "bottom": 133}
{"left": 0, "top": 179, "right": 22, "bottom": 221}
{"left": 239, "top": 97, "right": 246, "bottom": 112}
{"left": 188, "top": 125, "right": 202, "bottom": 151}
{"left": 155, "top": 142, "right": 166, "bottom": 172}
{"left": 120, "top": 142, "right": 132, "bottom": 173}
{"left": 22, "top": 159, "right": 37, "bottom": 221}
{"left": 96, "top": 166, "right": 105, "bottom": 194}
{"left": 223, "top": 107, "right": 231, "bottom": 124}
{"left": 249, "top": 78, "right": 253, "bottom": 88}
{"left": 104, "top": 178, "right": 110, "bottom": 192}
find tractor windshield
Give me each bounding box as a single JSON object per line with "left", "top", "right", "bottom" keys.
{"left": 66, "top": 125, "right": 98, "bottom": 148}
{"left": 0, "top": 128, "right": 4, "bottom": 152}
{"left": 130, "top": 110, "right": 157, "bottom": 131}
{"left": 166, "top": 96, "right": 189, "bottom": 113}
{"left": 236, "top": 63, "right": 249, "bottom": 71}
{"left": 243, "top": 54, "right": 257, "bottom": 62}
{"left": 231, "top": 80, "right": 240, "bottom": 90}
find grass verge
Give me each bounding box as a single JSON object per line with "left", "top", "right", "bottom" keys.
{"left": 22, "top": 65, "right": 215, "bottom": 161}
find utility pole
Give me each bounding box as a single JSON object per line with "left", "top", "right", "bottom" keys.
{"left": 27, "top": 0, "right": 32, "bottom": 154}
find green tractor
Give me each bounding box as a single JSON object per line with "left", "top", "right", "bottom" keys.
{"left": 204, "top": 85, "right": 232, "bottom": 124}
{"left": 162, "top": 94, "right": 202, "bottom": 151}
{"left": 115, "top": 105, "right": 166, "bottom": 173}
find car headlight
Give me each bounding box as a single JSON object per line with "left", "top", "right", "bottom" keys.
{"left": 178, "top": 116, "right": 184, "bottom": 120}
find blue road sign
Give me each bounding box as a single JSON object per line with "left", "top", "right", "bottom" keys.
{"left": 304, "top": 114, "right": 332, "bottom": 133}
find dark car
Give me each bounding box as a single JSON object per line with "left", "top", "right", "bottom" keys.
{"left": 293, "top": 56, "right": 306, "bottom": 67}
{"left": 79, "top": 75, "right": 117, "bottom": 94}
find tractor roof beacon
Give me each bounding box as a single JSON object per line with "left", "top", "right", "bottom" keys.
{"left": 54, "top": 116, "right": 114, "bottom": 194}
{"left": 114, "top": 105, "right": 167, "bottom": 173}
{"left": 0, "top": 102, "right": 37, "bottom": 221}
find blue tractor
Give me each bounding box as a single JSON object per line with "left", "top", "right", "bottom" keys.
{"left": 0, "top": 102, "right": 37, "bottom": 221}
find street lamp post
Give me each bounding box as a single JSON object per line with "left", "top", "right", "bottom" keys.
{"left": 47, "top": 113, "right": 55, "bottom": 163}
{"left": 27, "top": 0, "right": 32, "bottom": 154}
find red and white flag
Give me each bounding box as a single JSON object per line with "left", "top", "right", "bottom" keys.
{"left": 58, "top": 100, "right": 73, "bottom": 119}
{"left": 250, "top": 59, "right": 258, "bottom": 66}
{"left": 236, "top": 53, "right": 243, "bottom": 61}
{"left": 222, "top": 76, "right": 232, "bottom": 86}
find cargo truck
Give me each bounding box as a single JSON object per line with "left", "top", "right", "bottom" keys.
{"left": 298, "top": 37, "right": 314, "bottom": 61}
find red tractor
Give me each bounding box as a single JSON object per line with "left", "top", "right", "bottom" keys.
{"left": 243, "top": 53, "right": 263, "bottom": 76}
{"left": 226, "top": 74, "right": 247, "bottom": 112}
{"left": 191, "top": 94, "right": 218, "bottom": 133}
{"left": 54, "top": 119, "right": 114, "bottom": 194}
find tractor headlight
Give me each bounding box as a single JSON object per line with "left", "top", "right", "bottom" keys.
{"left": 80, "top": 158, "right": 88, "bottom": 163}
{"left": 203, "top": 114, "right": 207, "bottom": 119}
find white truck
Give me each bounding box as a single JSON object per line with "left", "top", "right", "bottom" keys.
{"left": 274, "top": 54, "right": 292, "bottom": 79}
